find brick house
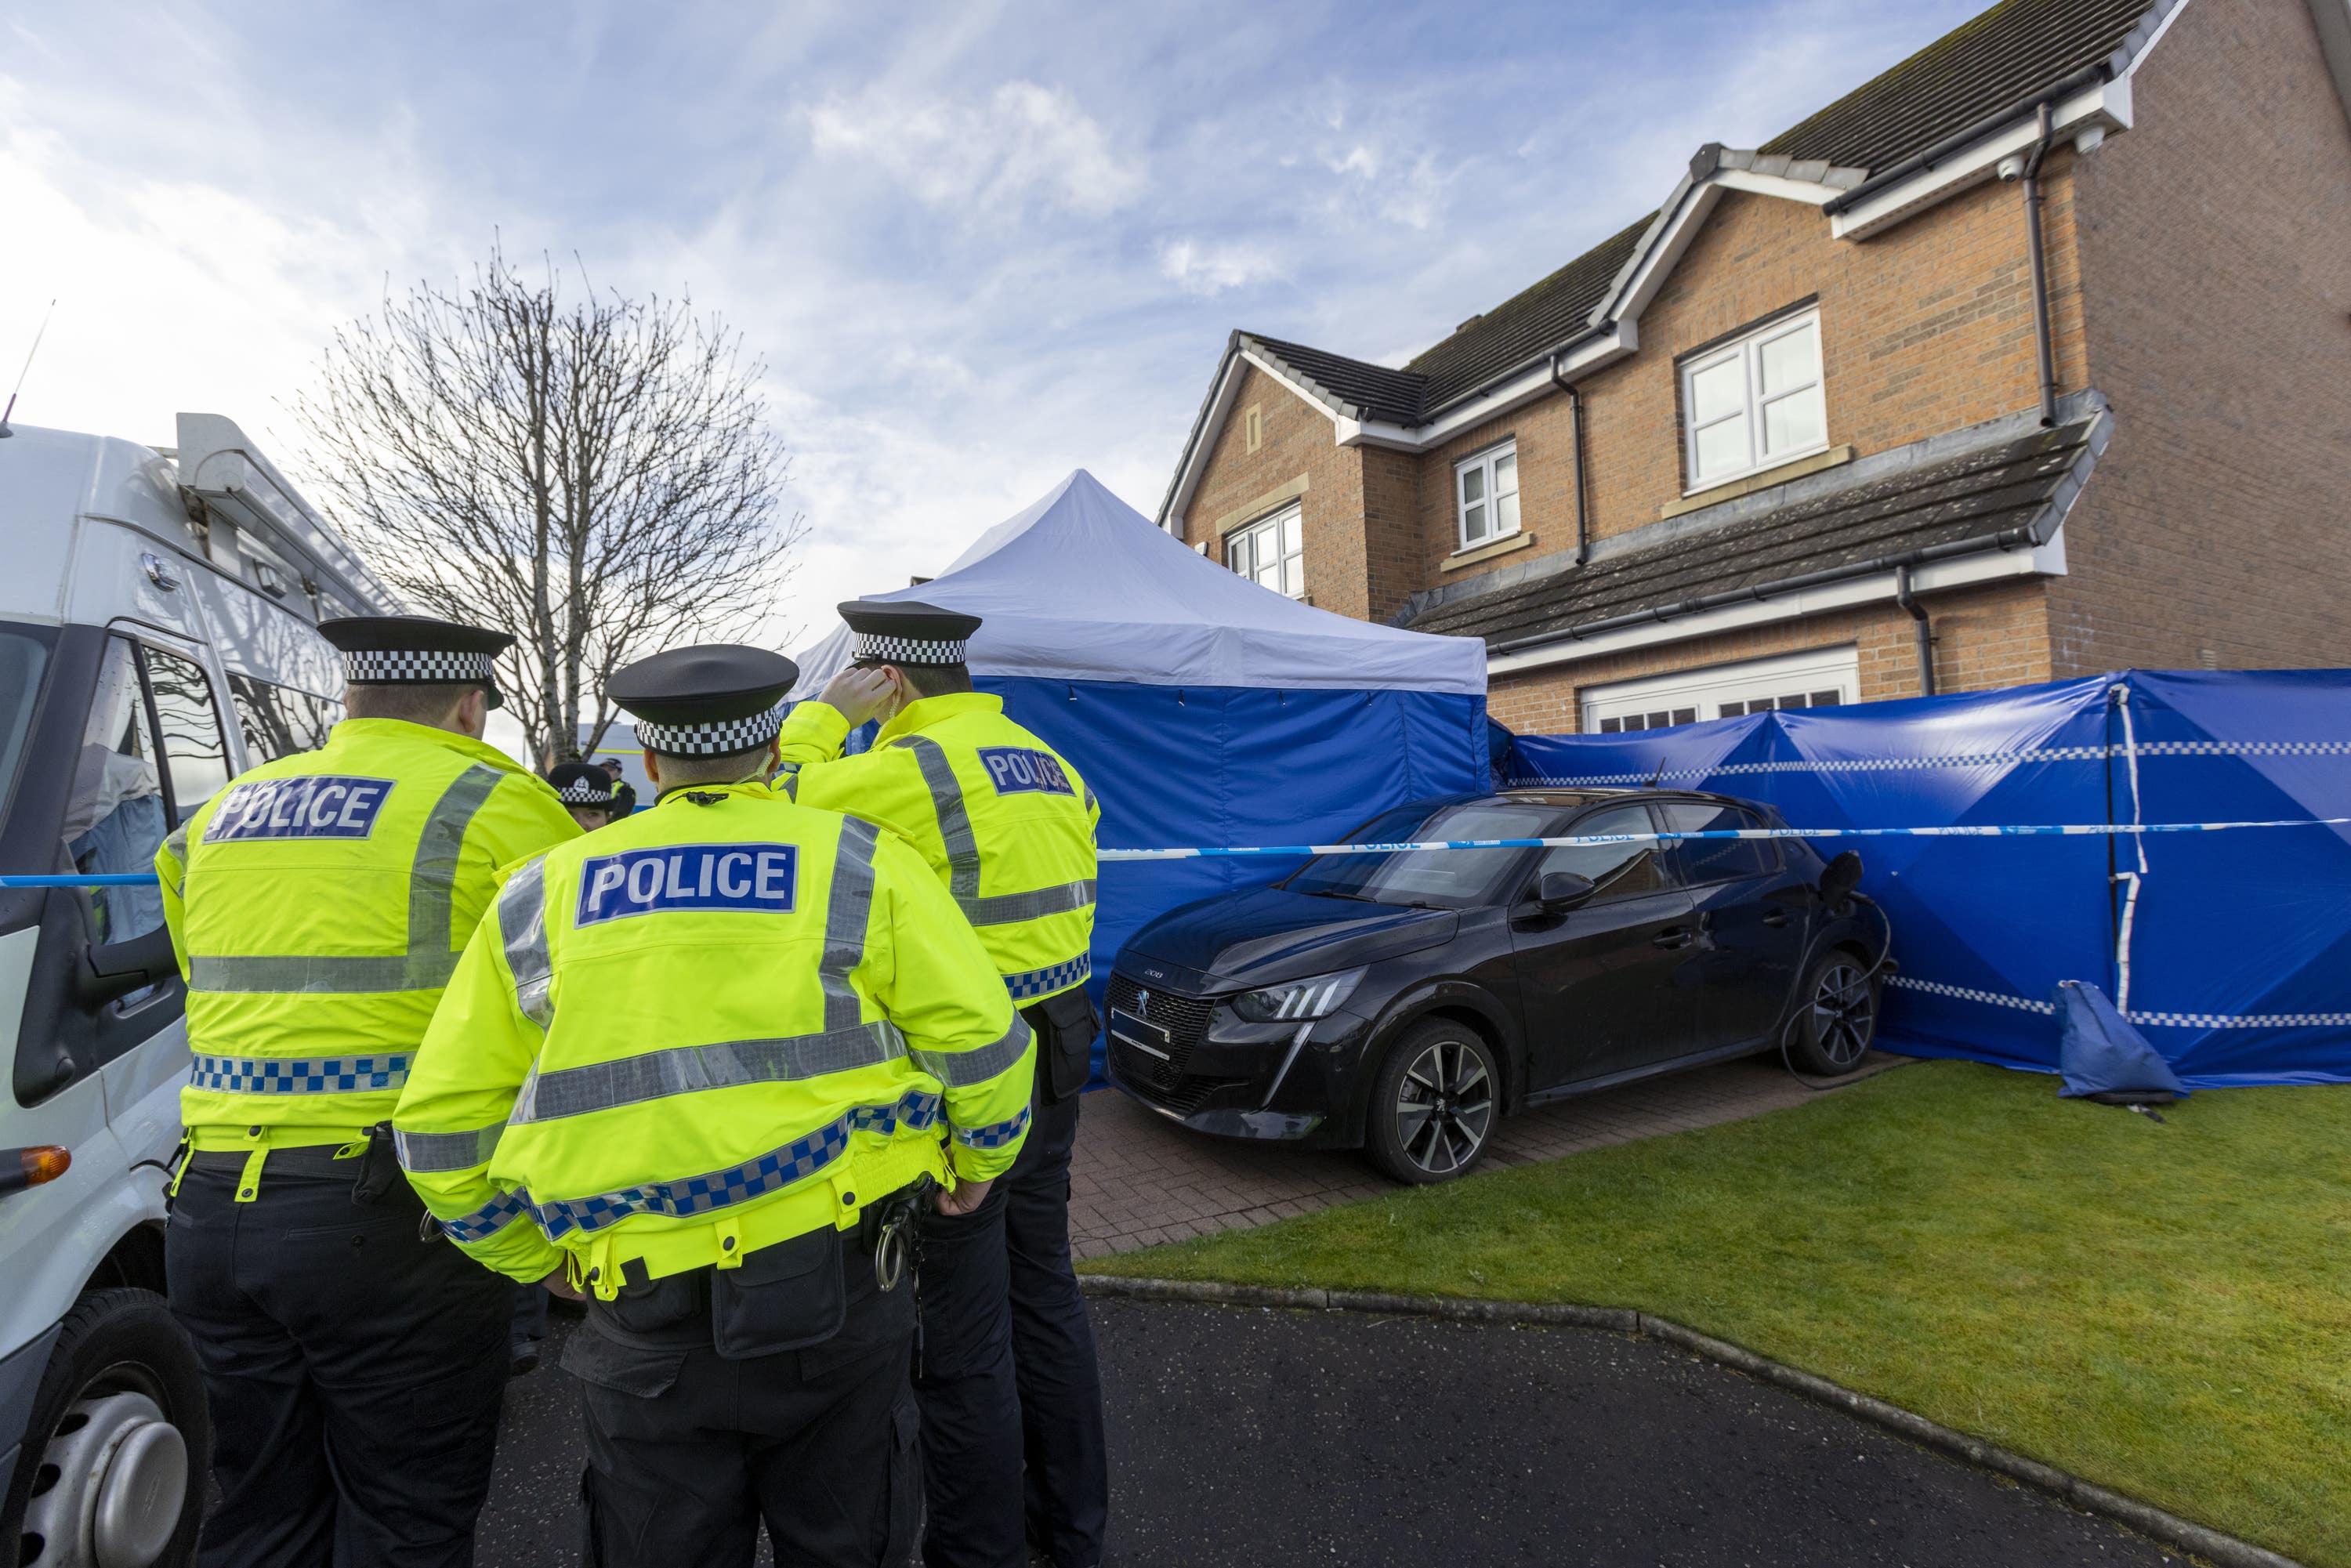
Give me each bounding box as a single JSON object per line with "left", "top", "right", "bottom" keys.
{"left": 1155, "top": 0, "right": 2351, "bottom": 734}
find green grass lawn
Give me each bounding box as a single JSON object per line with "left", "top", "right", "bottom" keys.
{"left": 1085, "top": 1061, "right": 2351, "bottom": 1565}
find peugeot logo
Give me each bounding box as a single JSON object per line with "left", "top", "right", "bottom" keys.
{"left": 1135, "top": 990, "right": 1151, "bottom": 1018}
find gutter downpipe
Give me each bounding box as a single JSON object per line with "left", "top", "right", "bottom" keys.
{"left": 1893, "top": 563, "right": 1936, "bottom": 697}
{"left": 1551, "top": 349, "right": 1591, "bottom": 566}
{"left": 2021, "top": 102, "right": 2059, "bottom": 428}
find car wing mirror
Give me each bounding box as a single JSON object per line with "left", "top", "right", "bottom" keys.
{"left": 76, "top": 924, "right": 180, "bottom": 1009}
{"left": 1818, "top": 850, "right": 1864, "bottom": 907}
{"left": 1536, "top": 871, "right": 1597, "bottom": 912}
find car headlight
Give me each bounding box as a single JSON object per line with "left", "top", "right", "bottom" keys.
{"left": 1230, "top": 968, "right": 1367, "bottom": 1023}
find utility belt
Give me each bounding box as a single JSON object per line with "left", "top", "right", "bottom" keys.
{"left": 585, "top": 1177, "right": 931, "bottom": 1361}
{"left": 1023, "top": 983, "right": 1100, "bottom": 1105}
{"left": 173, "top": 1121, "right": 403, "bottom": 1207}
{"left": 564, "top": 1124, "right": 949, "bottom": 1299}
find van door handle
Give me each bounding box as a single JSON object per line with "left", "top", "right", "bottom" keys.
{"left": 1652, "top": 927, "right": 1694, "bottom": 949}
{"left": 1761, "top": 911, "right": 1790, "bottom": 929}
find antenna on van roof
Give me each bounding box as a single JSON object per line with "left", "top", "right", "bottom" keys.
{"left": 0, "top": 299, "right": 58, "bottom": 440}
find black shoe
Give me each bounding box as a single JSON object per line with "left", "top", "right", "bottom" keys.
{"left": 509, "top": 1346, "right": 542, "bottom": 1378}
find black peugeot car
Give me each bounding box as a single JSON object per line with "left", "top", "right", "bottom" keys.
{"left": 1106, "top": 789, "right": 1891, "bottom": 1184}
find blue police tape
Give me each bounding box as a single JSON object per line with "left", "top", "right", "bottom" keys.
{"left": 4, "top": 817, "right": 2348, "bottom": 887}
{"left": 1092, "top": 817, "right": 2351, "bottom": 861}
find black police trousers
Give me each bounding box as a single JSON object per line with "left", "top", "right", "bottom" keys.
{"left": 165, "top": 1146, "right": 509, "bottom": 1568}
{"left": 915, "top": 1084, "right": 1109, "bottom": 1568}
{"left": 569, "top": 1226, "right": 920, "bottom": 1567}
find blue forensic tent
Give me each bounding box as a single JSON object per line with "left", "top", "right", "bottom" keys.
{"left": 1503, "top": 669, "right": 2351, "bottom": 1088}
{"left": 788, "top": 471, "right": 1490, "bottom": 1070}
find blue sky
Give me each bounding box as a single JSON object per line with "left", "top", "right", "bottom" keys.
{"left": 2, "top": 0, "right": 1982, "bottom": 650}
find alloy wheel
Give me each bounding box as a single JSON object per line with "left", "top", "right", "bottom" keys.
{"left": 1810, "top": 960, "right": 1876, "bottom": 1071}
{"left": 1393, "top": 1037, "right": 1494, "bottom": 1178}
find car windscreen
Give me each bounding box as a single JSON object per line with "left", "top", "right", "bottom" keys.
{"left": 0, "top": 623, "right": 54, "bottom": 837}
{"left": 1286, "top": 799, "right": 1559, "bottom": 909}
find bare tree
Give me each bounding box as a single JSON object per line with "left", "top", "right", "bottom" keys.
{"left": 294, "top": 242, "right": 802, "bottom": 765}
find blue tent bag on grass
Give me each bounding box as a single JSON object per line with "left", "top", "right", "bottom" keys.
{"left": 2056, "top": 980, "right": 2189, "bottom": 1105}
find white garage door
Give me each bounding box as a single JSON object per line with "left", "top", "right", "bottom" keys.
{"left": 1580, "top": 646, "right": 1860, "bottom": 734}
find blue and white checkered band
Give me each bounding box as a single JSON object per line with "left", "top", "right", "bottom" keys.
{"left": 852, "top": 633, "right": 967, "bottom": 666}
{"left": 555, "top": 780, "right": 613, "bottom": 805}
{"left": 632, "top": 703, "right": 787, "bottom": 759}
{"left": 343, "top": 649, "right": 497, "bottom": 685}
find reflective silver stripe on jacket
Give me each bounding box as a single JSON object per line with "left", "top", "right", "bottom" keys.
{"left": 821, "top": 817, "right": 881, "bottom": 1034}
{"left": 188, "top": 763, "right": 506, "bottom": 995}
{"left": 395, "top": 1121, "right": 506, "bottom": 1174}
{"left": 961, "top": 878, "right": 1095, "bottom": 927}
{"left": 498, "top": 855, "right": 555, "bottom": 1028}
{"left": 892, "top": 736, "right": 980, "bottom": 901}
{"left": 162, "top": 822, "right": 190, "bottom": 897}
{"left": 508, "top": 1019, "right": 908, "bottom": 1124}
{"left": 911, "top": 1014, "right": 1034, "bottom": 1089}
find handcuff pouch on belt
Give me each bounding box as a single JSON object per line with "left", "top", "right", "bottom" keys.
{"left": 1029, "top": 986, "right": 1099, "bottom": 1104}
{"left": 350, "top": 1121, "right": 401, "bottom": 1206}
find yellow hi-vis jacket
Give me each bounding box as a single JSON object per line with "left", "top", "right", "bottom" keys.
{"left": 777, "top": 692, "right": 1099, "bottom": 1003}
{"left": 156, "top": 719, "right": 580, "bottom": 1156}
{"left": 389, "top": 780, "right": 1034, "bottom": 1291}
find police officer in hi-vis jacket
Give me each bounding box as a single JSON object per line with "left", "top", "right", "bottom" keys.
{"left": 157, "top": 615, "right": 581, "bottom": 1568}
{"left": 394, "top": 643, "right": 1034, "bottom": 1567}
{"left": 778, "top": 601, "right": 1109, "bottom": 1568}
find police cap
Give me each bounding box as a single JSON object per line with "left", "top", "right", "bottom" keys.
{"left": 318, "top": 614, "right": 511, "bottom": 708}
{"left": 545, "top": 761, "right": 615, "bottom": 806}
{"left": 840, "top": 599, "right": 981, "bottom": 668}
{"left": 607, "top": 645, "right": 800, "bottom": 759}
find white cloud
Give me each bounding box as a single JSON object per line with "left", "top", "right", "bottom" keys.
{"left": 807, "top": 80, "right": 1144, "bottom": 218}
{"left": 1156, "top": 237, "right": 1282, "bottom": 297}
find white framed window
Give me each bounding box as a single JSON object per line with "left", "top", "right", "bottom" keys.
{"left": 1680, "top": 307, "right": 1828, "bottom": 491}
{"left": 1226, "top": 503, "right": 1304, "bottom": 598}
{"left": 1454, "top": 440, "right": 1520, "bottom": 549}
{"left": 1581, "top": 646, "right": 1859, "bottom": 733}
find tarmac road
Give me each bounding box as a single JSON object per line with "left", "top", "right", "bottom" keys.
{"left": 477, "top": 1298, "right": 2186, "bottom": 1567}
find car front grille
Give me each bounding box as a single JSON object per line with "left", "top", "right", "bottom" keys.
{"left": 1106, "top": 972, "right": 1231, "bottom": 1111}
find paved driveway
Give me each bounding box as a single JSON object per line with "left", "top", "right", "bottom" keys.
{"left": 1070, "top": 1052, "right": 1904, "bottom": 1258}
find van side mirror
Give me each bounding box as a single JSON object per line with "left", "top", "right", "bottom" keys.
{"left": 1537, "top": 871, "right": 1597, "bottom": 912}
{"left": 1818, "top": 850, "right": 1864, "bottom": 907}
{"left": 76, "top": 924, "right": 180, "bottom": 1009}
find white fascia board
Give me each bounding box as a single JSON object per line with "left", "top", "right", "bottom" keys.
{"left": 1335, "top": 323, "right": 1638, "bottom": 453}
{"left": 1157, "top": 351, "right": 1249, "bottom": 532}
{"left": 1485, "top": 532, "right": 2067, "bottom": 679}
{"left": 1607, "top": 184, "right": 1724, "bottom": 324}
{"left": 1709, "top": 167, "right": 1851, "bottom": 207}
{"left": 1830, "top": 79, "right": 2130, "bottom": 241}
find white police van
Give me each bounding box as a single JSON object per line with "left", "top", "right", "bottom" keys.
{"left": 0, "top": 413, "right": 394, "bottom": 1568}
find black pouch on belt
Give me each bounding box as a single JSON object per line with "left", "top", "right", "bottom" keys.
{"left": 1031, "top": 985, "right": 1099, "bottom": 1104}
{"left": 350, "top": 1121, "right": 400, "bottom": 1206}
{"left": 708, "top": 1225, "right": 845, "bottom": 1360}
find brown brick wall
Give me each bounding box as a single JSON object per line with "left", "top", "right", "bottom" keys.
{"left": 1485, "top": 579, "right": 2057, "bottom": 735}
{"left": 1417, "top": 175, "right": 2090, "bottom": 592}
{"left": 2056, "top": 0, "right": 2351, "bottom": 674}
{"left": 1176, "top": 363, "right": 1377, "bottom": 620}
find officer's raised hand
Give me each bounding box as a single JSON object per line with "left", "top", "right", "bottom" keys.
{"left": 817, "top": 664, "right": 895, "bottom": 727}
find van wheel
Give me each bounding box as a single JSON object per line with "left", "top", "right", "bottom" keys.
{"left": 1789, "top": 949, "right": 1880, "bottom": 1077}
{"left": 3, "top": 1288, "right": 208, "bottom": 1568}
{"left": 1363, "top": 1019, "right": 1498, "bottom": 1186}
